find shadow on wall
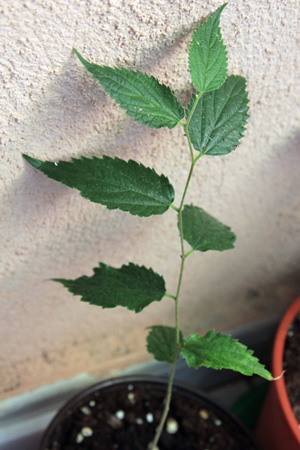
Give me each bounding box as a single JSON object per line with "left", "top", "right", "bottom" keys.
{"left": 17, "top": 16, "right": 202, "bottom": 162}
{"left": 9, "top": 16, "right": 203, "bottom": 210}
{"left": 2, "top": 19, "right": 207, "bottom": 286}
{"left": 184, "top": 132, "right": 300, "bottom": 327}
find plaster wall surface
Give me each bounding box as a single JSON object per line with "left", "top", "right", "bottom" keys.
{"left": 1, "top": 0, "right": 300, "bottom": 400}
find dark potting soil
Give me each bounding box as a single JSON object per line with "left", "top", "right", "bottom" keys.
{"left": 284, "top": 311, "right": 300, "bottom": 424}
{"left": 41, "top": 380, "right": 258, "bottom": 450}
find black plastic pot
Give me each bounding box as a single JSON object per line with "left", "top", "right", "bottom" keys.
{"left": 40, "top": 375, "right": 261, "bottom": 450}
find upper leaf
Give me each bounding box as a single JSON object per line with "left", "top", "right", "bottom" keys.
{"left": 189, "top": 3, "right": 228, "bottom": 94}
{"left": 74, "top": 49, "right": 184, "bottom": 129}
{"left": 186, "top": 75, "right": 249, "bottom": 156}
{"left": 23, "top": 154, "right": 175, "bottom": 217}
{"left": 182, "top": 330, "right": 273, "bottom": 380}
{"left": 146, "top": 326, "right": 184, "bottom": 363}
{"left": 54, "top": 263, "right": 166, "bottom": 313}
{"left": 181, "top": 205, "right": 236, "bottom": 252}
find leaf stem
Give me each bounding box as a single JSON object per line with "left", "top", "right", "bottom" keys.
{"left": 170, "top": 204, "right": 179, "bottom": 212}
{"left": 184, "top": 248, "right": 195, "bottom": 258}
{"left": 164, "top": 293, "right": 176, "bottom": 300}
{"left": 195, "top": 151, "right": 204, "bottom": 162}
{"left": 186, "top": 92, "right": 202, "bottom": 129}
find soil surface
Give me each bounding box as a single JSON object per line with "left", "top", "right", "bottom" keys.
{"left": 284, "top": 312, "right": 300, "bottom": 424}
{"left": 41, "top": 380, "right": 258, "bottom": 450}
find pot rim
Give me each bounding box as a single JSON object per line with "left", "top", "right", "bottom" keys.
{"left": 40, "top": 374, "right": 260, "bottom": 449}
{"left": 272, "top": 295, "right": 300, "bottom": 443}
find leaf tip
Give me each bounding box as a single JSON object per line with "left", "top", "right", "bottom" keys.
{"left": 22, "top": 153, "right": 30, "bottom": 162}
{"left": 73, "top": 48, "right": 89, "bottom": 67}
{"left": 216, "top": 2, "right": 228, "bottom": 17}
{"left": 51, "top": 277, "right": 66, "bottom": 285}
{"left": 22, "top": 154, "right": 43, "bottom": 170}
{"left": 271, "top": 370, "right": 285, "bottom": 381}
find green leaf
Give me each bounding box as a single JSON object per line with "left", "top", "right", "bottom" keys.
{"left": 54, "top": 263, "right": 166, "bottom": 313}
{"left": 189, "top": 3, "right": 228, "bottom": 94}
{"left": 23, "top": 154, "right": 175, "bottom": 217}
{"left": 186, "top": 75, "right": 249, "bottom": 156}
{"left": 146, "top": 326, "right": 184, "bottom": 363}
{"left": 181, "top": 205, "right": 236, "bottom": 252}
{"left": 182, "top": 330, "right": 273, "bottom": 380}
{"left": 73, "top": 49, "right": 184, "bottom": 129}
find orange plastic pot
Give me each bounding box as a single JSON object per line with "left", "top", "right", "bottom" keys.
{"left": 255, "top": 295, "right": 300, "bottom": 450}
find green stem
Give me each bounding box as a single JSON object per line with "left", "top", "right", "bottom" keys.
{"left": 149, "top": 349, "right": 179, "bottom": 449}
{"left": 184, "top": 248, "right": 195, "bottom": 258}
{"left": 186, "top": 92, "right": 202, "bottom": 128}
{"left": 164, "top": 293, "right": 176, "bottom": 300}
{"left": 170, "top": 204, "right": 179, "bottom": 212}
{"left": 150, "top": 169, "right": 193, "bottom": 449}
{"left": 150, "top": 119, "right": 198, "bottom": 450}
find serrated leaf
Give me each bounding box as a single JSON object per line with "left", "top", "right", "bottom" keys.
{"left": 182, "top": 330, "right": 273, "bottom": 380}
{"left": 146, "top": 326, "right": 184, "bottom": 363}
{"left": 73, "top": 49, "right": 184, "bottom": 129}
{"left": 181, "top": 205, "right": 236, "bottom": 252}
{"left": 23, "top": 154, "right": 175, "bottom": 217}
{"left": 186, "top": 75, "right": 249, "bottom": 156}
{"left": 54, "top": 263, "right": 166, "bottom": 313}
{"left": 189, "top": 3, "right": 228, "bottom": 93}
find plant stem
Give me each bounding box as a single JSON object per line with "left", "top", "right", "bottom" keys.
{"left": 149, "top": 349, "right": 179, "bottom": 449}
{"left": 150, "top": 90, "right": 203, "bottom": 449}
{"left": 150, "top": 119, "right": 198, "bottom": 449}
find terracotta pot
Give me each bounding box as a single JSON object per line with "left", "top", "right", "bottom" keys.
{"left": 255, "top": 295, "right": 300, "bottom": 449}
{"left": 40, "top": 375, "right": 260, "bottom": 450}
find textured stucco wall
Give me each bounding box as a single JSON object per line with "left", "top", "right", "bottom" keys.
{"left": 1, "top": 0, "right": 300, "bottom": 400}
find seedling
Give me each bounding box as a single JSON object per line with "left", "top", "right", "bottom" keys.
{"left": 23, "top": 4, "right": 274, "bottom": 448}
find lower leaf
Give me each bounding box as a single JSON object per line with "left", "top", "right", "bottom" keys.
{"left": 146, "top": 326, "right": 184, "bottom": 363}
{"left": 182, "top": 330, "right": 273, "bottom": 380}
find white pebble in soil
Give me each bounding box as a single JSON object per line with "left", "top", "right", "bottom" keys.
{"left": 214, "top": 419, "right": 222, "bottom": 427}
{"left": 89, "top": 400, "right": 96, "bottom": 407}
{"left": 136, "top": 417, "right": 144, "bottom": 425}
{"left": 76, "top": 433, "right": 84, "bottom": 443}
{"left": 127, "top": 384, "right": 134, "bottom": 391}
{"left": 128, "top": 392, "right": 136, "bottom": 404}
{"left": 199, "top": 409, "right": 209, "bottom": 419}
{"left": 107, "top": 415, "right": 123, "bottom": 428}
{"left": 81, "top": 427, "right": 93, "bottom": 437}
{"left": 146, "top": 412, "right": 154, "bottom": 423}
{"left": 80, "top": 406, "right": 92, "bottom": 415}
{"left": 166, "top": 417, "right": 179, "bottom": 434}
{"left": 115, "top": 410, "right": 125, "bottom": 420}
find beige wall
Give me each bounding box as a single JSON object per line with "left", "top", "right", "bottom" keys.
{"left": 1, "top": 0, "right": 300, "bottom": 400}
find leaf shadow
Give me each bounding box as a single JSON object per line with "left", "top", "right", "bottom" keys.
{"left": 12, "top": 18, "right": 201, "bottom": 217}
{"left": 3, "top": 14, "right": 207, "bottom": 284}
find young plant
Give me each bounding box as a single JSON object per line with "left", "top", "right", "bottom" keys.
{"left": 23, "top": 4, "right": 274, "bottom": 448}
